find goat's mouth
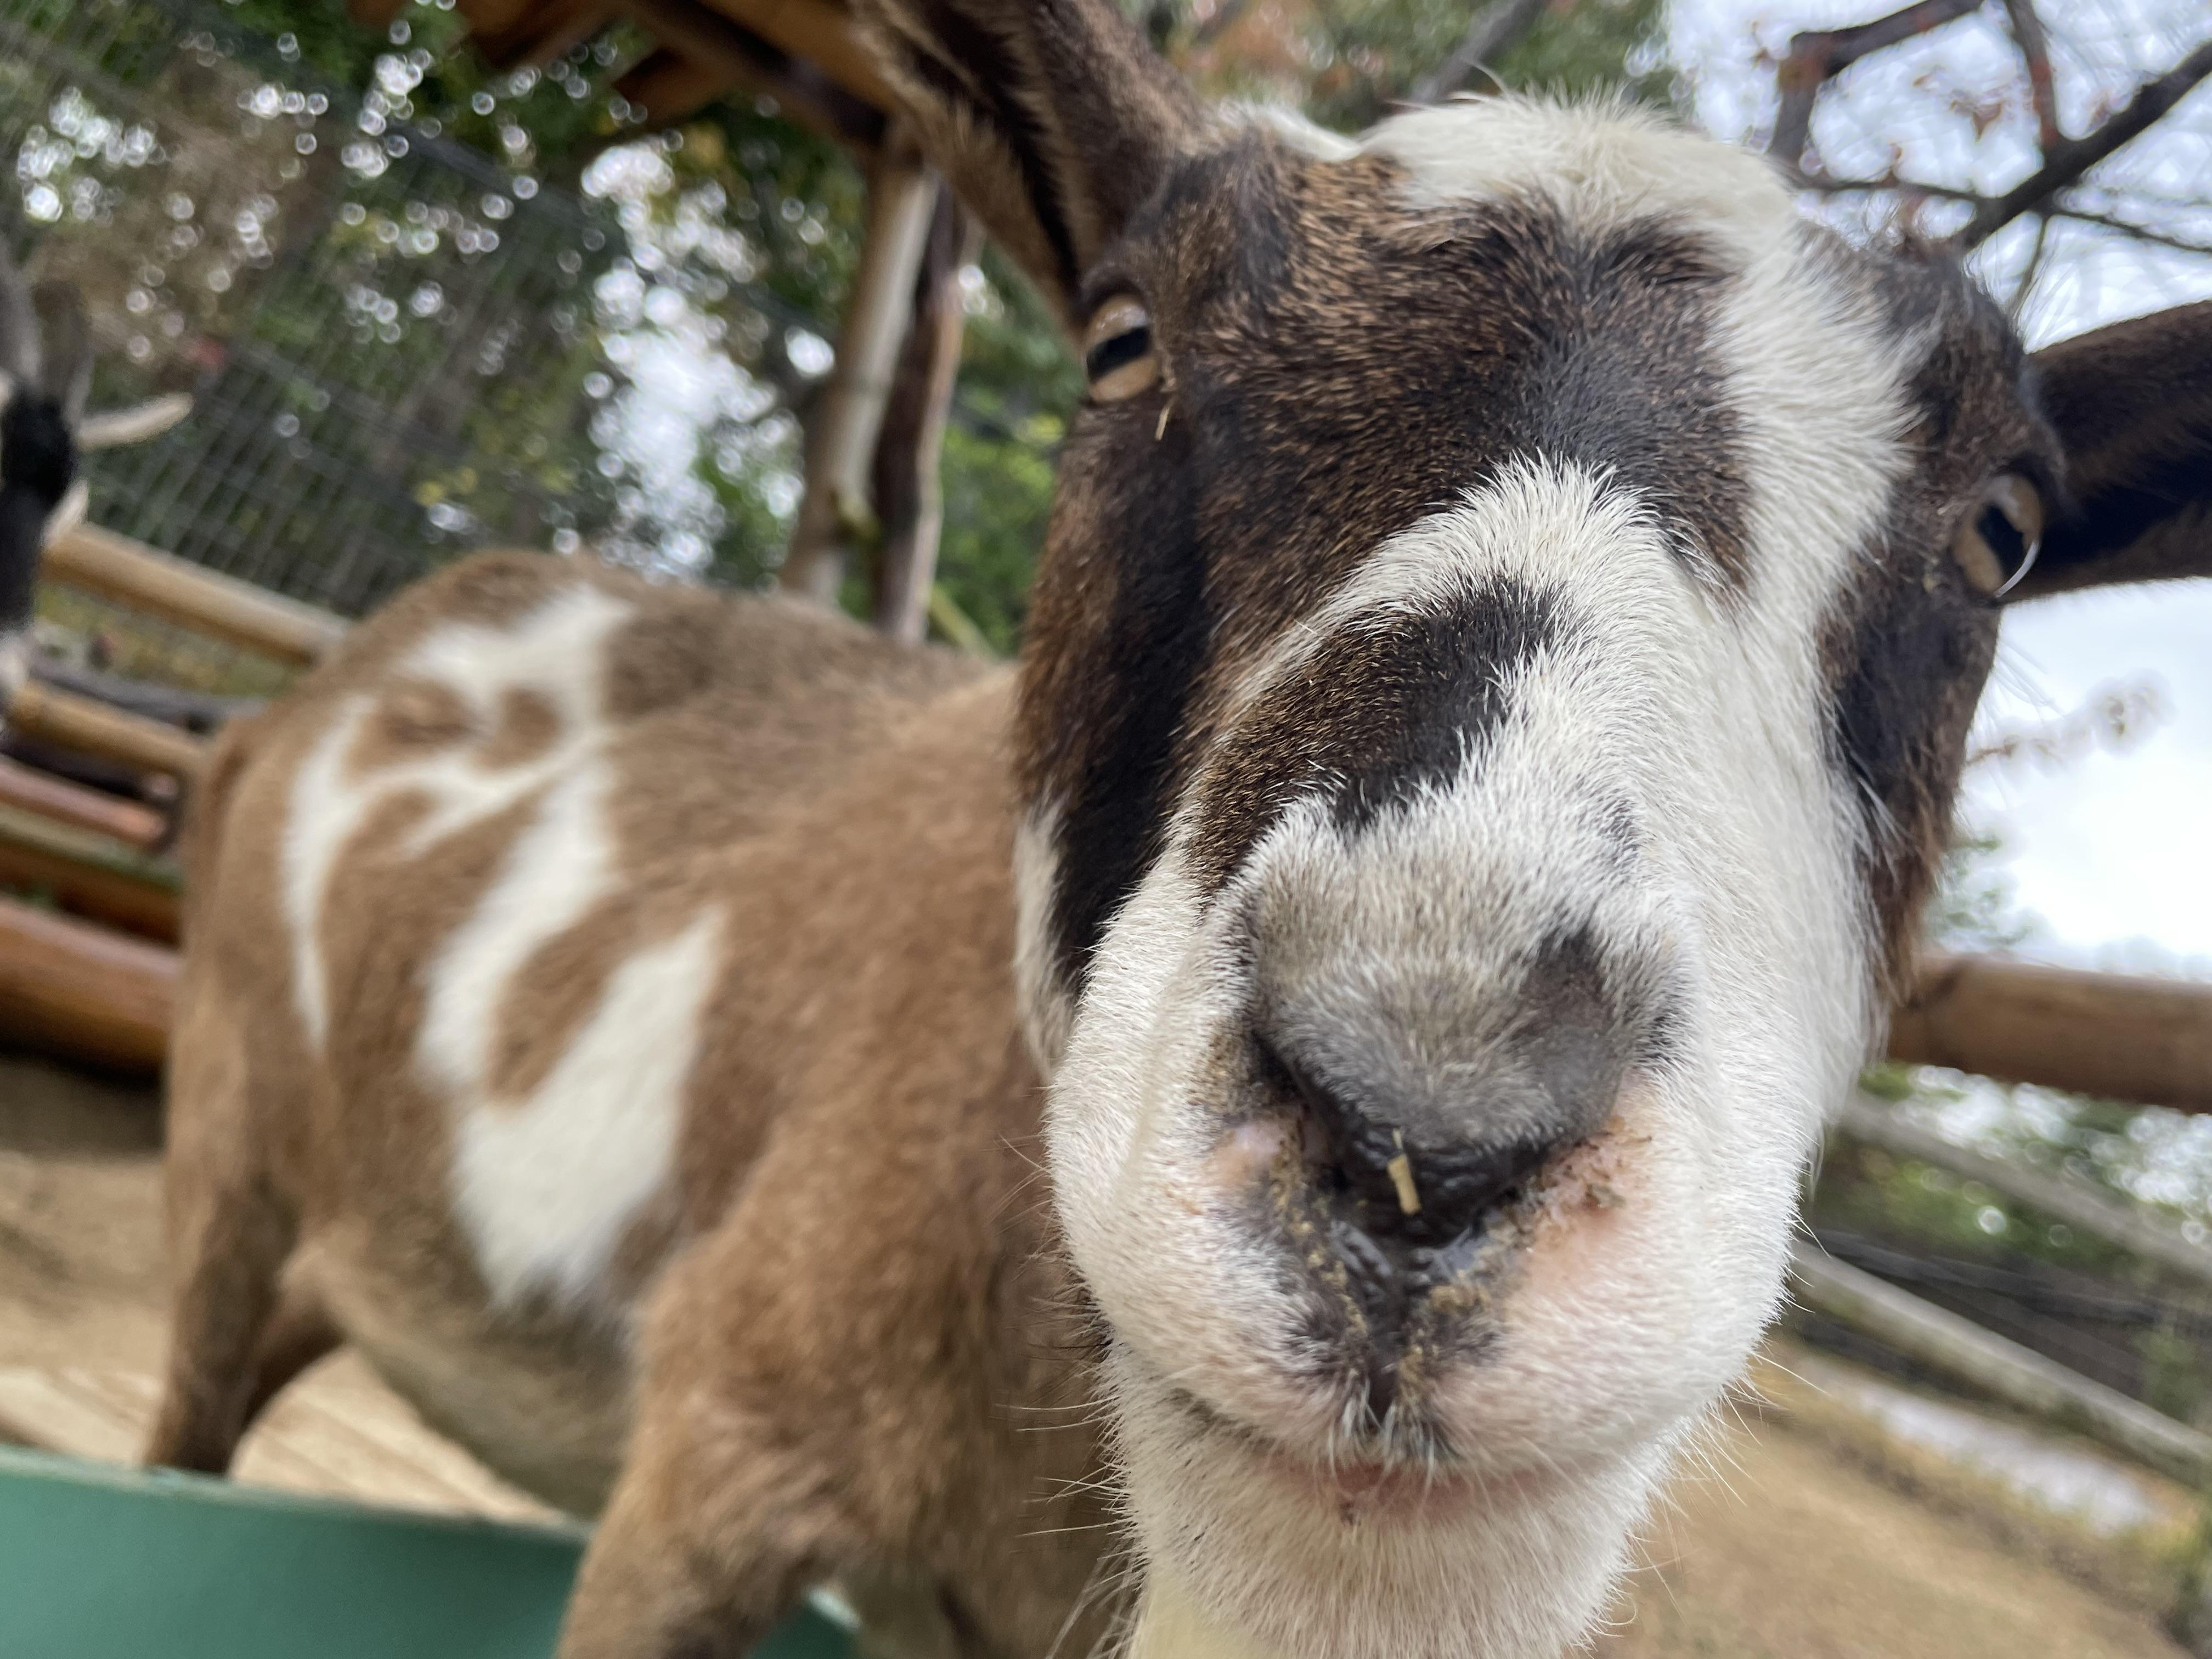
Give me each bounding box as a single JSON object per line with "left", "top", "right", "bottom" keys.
{"left": 1150, "top": 1369, "right": 1559, "bottom": 1528}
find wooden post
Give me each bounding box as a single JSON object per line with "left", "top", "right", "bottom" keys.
{"left": 778, "top": 136, "right": 938, "bottom": 606}
{"left": 870, "top": 185, "right": 978, "bottom": 644}
{"left": 1889, "top": 952, "right": 2212, "bottom": 1114}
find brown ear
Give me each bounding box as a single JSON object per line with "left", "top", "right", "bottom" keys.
{"left": 849, "top": 0, "right": 1206, "bottom": 327}
{"left": 2010, "top": 300, "right": 2212, "bottom": 601}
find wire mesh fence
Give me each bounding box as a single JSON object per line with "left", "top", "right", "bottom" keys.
{"left": 1, "top": 0, "right": 837, "bottom": 690}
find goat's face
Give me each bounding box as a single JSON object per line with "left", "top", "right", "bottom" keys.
{"left": 862, "top": 3, "right": 2212, "bottom": 1651}
{"left": 0, "top": 253, "right": 89, "bottom": 716}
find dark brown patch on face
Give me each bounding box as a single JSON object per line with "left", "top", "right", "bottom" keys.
{"left": 1184, "top": 575, "right": 1562, "bottom": 890}
{"left": 1817, "top": 251, "right": 2051, "bottom": 989}
{"left": 1017, "top": 135, "right": 1753, "bottom": 990}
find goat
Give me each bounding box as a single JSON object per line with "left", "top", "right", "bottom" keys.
{"left": 148, "top": 3, "right": 2212, "bottom": 1655}
{"left": 0, "top": 240, "right": 194, "bottom": 721}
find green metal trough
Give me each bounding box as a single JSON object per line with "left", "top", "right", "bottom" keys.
{"left": 0, "top": 1445, "right": 856, "bottom": 1659}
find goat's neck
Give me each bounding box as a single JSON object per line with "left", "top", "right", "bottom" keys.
{"left": 1127, "top": 1574, "right": 1286, "bottom": 1659}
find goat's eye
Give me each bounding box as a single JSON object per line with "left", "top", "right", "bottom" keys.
{"left": 1952, "top": 473, "right": 2044, "bottom": 600}
{"left": 1083, "top": 296, "right": 1158, "bottom": 402}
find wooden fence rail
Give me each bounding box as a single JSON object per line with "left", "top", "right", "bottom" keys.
{"left": 1892, "top": 952, "right": 2212, "bottom": 1115}
{"left": 1832, "top": 1093, "right": 2212, "bottom": 1287}
{"left": 42, "top": 522, "right": 347, "bottom": 669}
{"left": 1791, "top": 1244, "right": 2212, "bottom": 1487}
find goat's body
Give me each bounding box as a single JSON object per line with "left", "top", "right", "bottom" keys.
{"left": 159, "top": 551, "right": 1116, "bottom": 1655}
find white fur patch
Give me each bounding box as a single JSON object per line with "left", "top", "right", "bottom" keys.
{"left": 1362, "top": 95, "right": 1801, "bottom": 269}
{"left": 280, "top": 582, "right": 721, "bottom": 1307}
{"left": 449, "top": 907, "right": 722, "bottom": 1305}
{"left": 280, "top": 584, "right": 632, "bottom": 1049}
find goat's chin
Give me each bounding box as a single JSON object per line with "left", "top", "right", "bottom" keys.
{"left": 1109, "top": 1344, "right": 1679, "bottom": 1659}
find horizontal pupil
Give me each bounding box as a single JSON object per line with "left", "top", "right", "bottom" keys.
{"left": 1977, "top": 504, "right": 2027, "bottom": 572}
{"left": 1085, "top": 326, "right": 1150, "bottom": 381}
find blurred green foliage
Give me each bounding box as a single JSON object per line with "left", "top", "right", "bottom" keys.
{"left": 153, "top": 0, "right": 1673, "bottom": 642}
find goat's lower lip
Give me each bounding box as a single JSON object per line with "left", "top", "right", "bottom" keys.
{"left": 1165, "top": 1385, "right": 1487, "bottom": 1522}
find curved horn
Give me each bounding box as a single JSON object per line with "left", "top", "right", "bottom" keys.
{"left": 78, "top": 392, "right": 194, "bottom": 449}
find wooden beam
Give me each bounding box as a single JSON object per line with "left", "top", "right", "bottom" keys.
{"left": 870, "top": 184, "right": 975, "bottom": 644}
{"left": 0, "top": 896, "right": 173, "bottom": 1075}
{"left": 0, "top": 757, "right": 165, "bottom": 849}
{"left": 618, "top": 50, "right": 738, "bottom": 130}
{"left": 5, "top": 682, "right": 206, "bottom": 781}
{"left": 1889, "top": 952, "right": 2212, "bottom": 1114}
{"left": 698, "top": 0, "right": 896, "bottom": 109}
{"left": 43, "top": 522, "right": 347, "bottom": 669}
{"left": 1791, "top": 1244, "right": 2212, "bottom": 1487}
{"left": 1832, "top": 1093, "right": 2212, "bottom": 1288}
{"left": 619, "top": 0, "right": 885, "bottom": 149}
{"left": 0, "top": 803, "right": 180, "bottom": 943}
{"left": 780, "top": 138, "right": 937, "bottom": 602}
{"left": 451, "top": 0, "right": 544, "bottom": 38}
{"left": 473, "top": 0, "right": 617, "bottom": 69}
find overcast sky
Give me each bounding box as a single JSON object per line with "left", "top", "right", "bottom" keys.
{"left": 1677, "top": 0, "right": 2212, "bottom": 973}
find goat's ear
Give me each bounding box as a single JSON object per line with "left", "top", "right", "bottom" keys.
{"left": 2010, "top": 301, "right": 2212, "bottom": 601}
{"left": 850, "top": 0, "right": 1206, "bottom": 326}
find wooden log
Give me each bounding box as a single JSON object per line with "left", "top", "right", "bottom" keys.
{"left": 42, "top": 522, "right": 348, "bottom": 669}
{"left": 619, "top": 0, "right": 886, "bottom": 149}
{"left": 1890, "top": 952, "right": 2212, "bottom": 1114}
{"left": 4, "top": 682, "right": 205, "bottom": 781}
{"left": 0, "top": 757, "right": 165, "bottom": 849}
{"left": 870, "top": 184, "right": 977, "bottom": 643}
{"left": 779, "top": 138, "right": 939, "bottom": 603}
{"left": 1832, "top": 1093, "right": 2212, "bottom": 1288}
{"left": 32, "top": 659, "right": 261, "bottom": 736}
{"left": 473, "top": 0, "right": 614, "bottom": 69}
{"left": 1790, "top": 1244, "right": 2212, "bottom": 1487}
{"left": 0, "top": 803, "right": 180, "bottom": 943}
{"left": 0, "top": 896, "right": 173, "bottom": 1075}
{"left": 701, "top": 0, "right": 898, "bottom": 109}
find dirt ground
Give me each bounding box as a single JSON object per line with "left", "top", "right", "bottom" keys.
{"left": 0, "top": 1048, "right": 2198, "bottom": 1658}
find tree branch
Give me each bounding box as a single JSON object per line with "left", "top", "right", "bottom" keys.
{"left": 1955, "top": 34, "right": 2212, "bottom": 247}
{"left": 1790, "top": 170, "right": 1988, "bottom": 204}
{"left": 2048, "top": 204, "right": 2212, "bottom": 258}
{"left": 1999, "top": 0, "right": 2061, "bottom": 151}
{"left": 1769, "top": 0, "right": 1983, "bottom": 170}
{"left": 1407, "top": 0, "right": 1551, "bottom": 105}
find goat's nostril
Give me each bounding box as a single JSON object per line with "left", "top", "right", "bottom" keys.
{"left": 1269, "top": 1045, "right": 1559, "bottom": 1246}
{"left": 1274, "top": 1026, "right": 1619, "bottom": 1248}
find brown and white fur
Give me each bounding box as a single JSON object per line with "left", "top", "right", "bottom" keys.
{"left": 149, "top": 3, "right": 2212, "bottom": 1657}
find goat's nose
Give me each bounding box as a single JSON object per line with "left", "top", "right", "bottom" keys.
{"left": 1261, "top": 932, "right": 1638, "bottom": 1247}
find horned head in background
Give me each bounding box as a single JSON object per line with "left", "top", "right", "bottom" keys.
{"left": 0, "top": 237, "right": 194, "bottom": 716}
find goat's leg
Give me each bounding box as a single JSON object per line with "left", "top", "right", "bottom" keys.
{"left": 555, "top": 1396, "right": 843, "bottom": 1659}
{"left": 145, "top": 992, "right": 300, "bottom": 1474}
{"left": 238, "top": 1274, "right": 343, "bottom": 1425}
